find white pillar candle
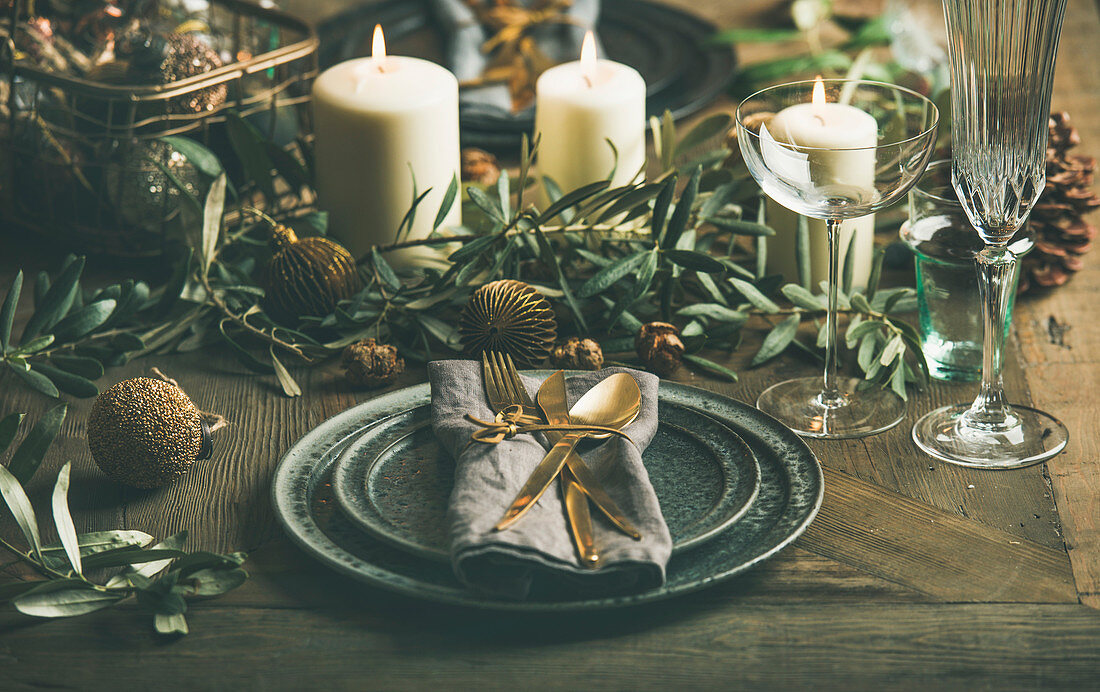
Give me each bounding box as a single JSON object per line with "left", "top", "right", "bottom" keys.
{"left": 312, "top": 26, "right": 461, "bottom": 268}
{"left": 761, "top": 82, "right": 877, "bottom": 292}
{"left": 534, "top": 32, "right": 646, "bottom": 198}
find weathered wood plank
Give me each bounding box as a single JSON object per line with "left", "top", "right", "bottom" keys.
{"left": 799, "top": 467, "right": 1077, "bottom": 603}
{"left": 2, "top": 603, "right": 1099, "bottom": 689}
{"left": 1006, "top": 0, "right": 1100, "bottom": 611}
{"left": 211, "top": 541, "right": 930, "bottom": 611}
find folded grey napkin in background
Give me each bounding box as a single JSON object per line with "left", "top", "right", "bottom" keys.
{"left": 429, "top": 0, "right": 600, "bottom": 118}
{"left": 429, "top": 360, "right": 671, "bottom": 600}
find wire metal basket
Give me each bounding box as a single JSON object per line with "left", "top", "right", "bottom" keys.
{"left": 0, "top": 0, "right": 317, "bottom": 256}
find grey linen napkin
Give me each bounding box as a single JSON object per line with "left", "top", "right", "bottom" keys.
{"left": 429, "top": 0, "right": 600, "bottom": 118}
{"left": 429, "top": 360, "right": 671, "bottom": 600}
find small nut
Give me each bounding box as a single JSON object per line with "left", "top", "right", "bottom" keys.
{"left": 551, "top": 337, "right": 604, "bottom": 371}
{"left": 461, "top": 148, "right": 501, "bottom": 186}
{"left": 635, "top": 322, "right": 684, "bottom": 378}
{"left": 342, "top": 338, "right": 405, "bottom": 388}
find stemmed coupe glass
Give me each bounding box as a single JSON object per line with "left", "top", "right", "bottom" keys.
{"left": 737, "top": 79, "right": 938, "bottom": 438}
{"left": 912, "top": 0, "right": 1070, "bottom": 467}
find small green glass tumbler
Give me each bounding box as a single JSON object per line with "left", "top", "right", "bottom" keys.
{"left": 900, "top": 160, "right": 1031, "bottom": 382}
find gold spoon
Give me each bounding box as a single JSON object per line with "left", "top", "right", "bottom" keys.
{"left": 494, "top": 372, "right": 641, "bottom": 532}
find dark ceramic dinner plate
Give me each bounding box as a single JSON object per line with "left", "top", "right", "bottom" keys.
{"left": 272, "top": 375, "right": 822, "bottom": 610}
{"left": 317, "top": 0, "right": 737, "bottom": 151}
{"left": 330, "top": 401, "right": 761, "bottom": 562}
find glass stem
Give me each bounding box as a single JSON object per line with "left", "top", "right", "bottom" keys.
{"left": 964, "top": 245, "right": 1017, "bottom": 430}
{"left": 820, "top": 219, "right": 843, "bottom": 408}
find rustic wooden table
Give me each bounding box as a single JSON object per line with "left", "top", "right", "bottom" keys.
{"left": 2, "top": 0, "right": 1100, "bottom": 688}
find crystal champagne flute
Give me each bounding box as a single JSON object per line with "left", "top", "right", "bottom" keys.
{"left": 737, "top": 79, "right": 938, "bottom": 438}
{"left": 912, "top": 0, "right": 1070, "bottom": 467}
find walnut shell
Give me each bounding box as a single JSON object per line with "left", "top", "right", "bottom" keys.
{"left": 551, "top": 337, "right": 604, "bottom": 370}
{"left": 635, "top": 322, "right": 685, "bottom": 377}
{"left": 342, "top": 338, "right": 405, "bottom": 388}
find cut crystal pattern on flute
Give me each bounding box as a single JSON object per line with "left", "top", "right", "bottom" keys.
{"left": 946, "top": 0, "right": 1065, "bottom": 244}
{"left": 912, "top": 0, "right": 1069, "bottom": 468}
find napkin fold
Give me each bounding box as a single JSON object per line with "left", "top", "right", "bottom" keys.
{"left": 429, "top": 360, "right": 671, "bottom": 600}
{"left": 429, "top": 0, "right": 600, "bottom": 118}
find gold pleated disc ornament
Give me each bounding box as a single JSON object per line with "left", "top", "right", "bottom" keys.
{"left": 458, "top": 280, "right": 557, "bottom": 366}
{"left": 264, "top": 225, "right": 363, "bottom": 319}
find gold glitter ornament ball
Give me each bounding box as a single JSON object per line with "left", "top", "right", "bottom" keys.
{"left": 458, "top": 280, "right": 557, "bottom": 366}
{"left": 264, "top": 225, "right": 363, "bottom": 319}
{"left": 87, "top": 378, "right": 211, "bottom": 489}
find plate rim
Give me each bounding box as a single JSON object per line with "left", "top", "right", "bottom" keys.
{"left": 329, "top": 398, "right": 762, "bottom": 561}
{"left": 272, "top": 376, "right": 823, "bottom": 611}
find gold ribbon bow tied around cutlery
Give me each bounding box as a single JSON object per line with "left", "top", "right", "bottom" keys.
{"left": 490, "top": 367, "right": 643, "bottom": 541}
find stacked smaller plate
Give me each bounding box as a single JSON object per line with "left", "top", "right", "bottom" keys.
{"left": 272, "top": 375, "right": 822, "bottom": 610}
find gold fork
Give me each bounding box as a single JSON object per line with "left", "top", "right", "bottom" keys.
{"left": 482, "top": 352, "right": 599, "bottom": 567}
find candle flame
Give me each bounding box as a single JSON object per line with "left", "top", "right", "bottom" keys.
{"left": 812, "top": 75, "right": 825, "bottom": 107}
{"left": 811, "top": 76, "right": 826, "bottom": 125}
{"left": 580, "top": 31, "right": 597, "bottom": 87}
{"left": 372, "top": 25, "right": 387, "bottom": 60}
{"left": 372, "top": 24, "right": 391, "bottom": 73}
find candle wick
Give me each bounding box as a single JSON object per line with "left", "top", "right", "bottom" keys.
{"left": 813, "top": 114, "right": 826, "bottom": 126}
{"left": 583, "top": 75, "right": 593, "bottom": 88}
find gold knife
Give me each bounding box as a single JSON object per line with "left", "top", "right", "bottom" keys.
{"left": 538, "top": 371, "right": 599, "bottom": 567}
{"left": 494, "top": 371, "right": 642, "bottom": 539}
{"left": 562, "top": 465, "right": 599, "bottom": 567}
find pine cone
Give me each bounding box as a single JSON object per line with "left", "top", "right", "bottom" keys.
{"left": 1021, "top": 112, "right": 1099, "bottom": 291}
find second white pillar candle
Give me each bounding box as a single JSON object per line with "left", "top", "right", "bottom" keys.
{"left": 534, "top": 32, "right": 646, "bottom": 199}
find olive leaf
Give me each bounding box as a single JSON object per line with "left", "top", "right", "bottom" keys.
{"left": 49, "top": 299, "right": 116, "bottom": 343}
{"left": 201, "top": 175, "right": 227, "bottom": 273}
{"left": 751, "top": 313, "right": 801, "bottom": 367}
{"left": 467, "top": 186, "right": 505, "bottom": 224}
{"left": 649, "top": 176, "right": 676, "bottom": 239}
{"left": 40, "top": 530, "right": 155, "bottom": 561}
{"left": 782, "top": 284, "right": 825, "bottom": 311}
{"left": 665, "top": 249, "right": 726, "bottom": 274}
{"left": 159, "top": 136, "right": 224, "bottom": 177}
{"left": 0, "top": 463, "right": 43, "bottom": 560}
{"left": 8, "top": 364, "right": 60, "bottom": 398}
{"left": 729, "top": 277, "right": 780, "bottom": 313}
{"left": 578, "top": 251, "right": 649, "bottom": 298}
{"left": 703, "top": 218, "right": 775, "bottom": 236}
{"left": 13, "top": 582, "right": 123, "bottom": 618}
{"left": 20, "top": 257, "right": 84, "bottom": 344}
{"left": 155, "top": 612, "right": 189, "bottom": 635}
{"left": 0, "top": 412, "right": 23, "bottom": 455}
{"left": 676, "top": 303, "right": 748, "bottom": 325}
{"left": 270, "top": 348, "right": 302, "bottom": 398}
{"left": 49, "top": 355, "right": 104, "bottom": 380}
{"left": 50, "top": 461, "right": 82, "bottom": 575}
{"left": 434, "top": 174, "right": 460, "bottom": 231}
{"left": 0, "top": 270, "right": 23, "bottom": 352}
{"left": 682, "top": 353, "right": 739, "bottom": 381}
{"left": 662, "top": 166, "right": 701, "bottom": 249}
{"left": 33, "top": 363, "right": 98, "bottom": 398}
{"left": 6, "top": 403, "right": 66, "bottom": 484}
